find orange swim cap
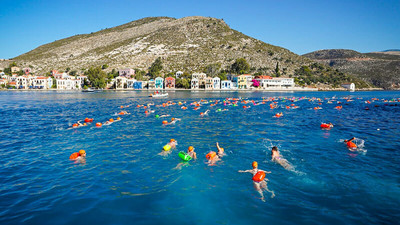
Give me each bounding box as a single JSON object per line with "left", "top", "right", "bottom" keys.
{"left": 117, "top": 117, "right": 121, "bottom": 120}
{"left": 252, "top": 161, "right": 258, "bottom": 168}
{"left": 79, "top": 150, "right": 86, "bottom": 155}
{"left": 109, "top": 118, "right": 114, "bottom": 122}
{"left": 170, "top": 139, "right": 176, "bottom": 143}
{"left": 188, "top": 146, "right": 194, "bottom": 151}
{"left": 171, "top": 118, "right": 175, "bottom": 121}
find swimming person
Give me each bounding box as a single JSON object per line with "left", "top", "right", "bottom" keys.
{"left": 216, "top": 142, "right": 225, "bottom": 158}
{"left": 271, "top": 146, "right": 293, "bottom": 171}
{"left": 206, "top": 151, "right": 220, "bottom": 165}
{"left": 344, "top": 137, "right": 357, "bottom": 151}
{"left": 187, "top": 146, "right": 197, "bottom": 160}
{"left": 69, "top": 150, "right": 86, "bottom": 162}
{"left": 174, "top": 146, "right": 197, "bottom": 170}
{"left": 168, "top": 118, "right": 181, "bottom": 125}
{"left": 159, "top": 139, "right": 177, "bottom": 156}
{"left": 238, "top": 161, "right": 275, "bottom": 201}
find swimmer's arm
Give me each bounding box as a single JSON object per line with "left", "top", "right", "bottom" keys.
{"left": 238, "top": 170, "right": 252, "bottom": 173}
{"left": 349, "top": 137, "right": 356, "bottom": 142}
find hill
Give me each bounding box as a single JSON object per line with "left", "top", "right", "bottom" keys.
{"left": 12, "top": 16, "right": 310, "bottom": 76}
{"left": 303, "top": 49, "right": 400, "bottom": 89}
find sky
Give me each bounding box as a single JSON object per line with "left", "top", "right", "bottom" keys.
{"left": 0, "top": 0, "right": 399, "bottom": 59}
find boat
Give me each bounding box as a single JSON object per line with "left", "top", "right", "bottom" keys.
{"left": 82, "top": 88, "right": 94, "bottom": 92}
{"left": 150, "top": 92, "right": 168, "bottom": 98}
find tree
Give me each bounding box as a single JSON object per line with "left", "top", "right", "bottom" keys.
{"left": 51, "top": 78, "right": 57, "bottom": 88}
{"left": 69, "top": 70, "right": 77, "bottom": 76}
{"left": 102, "top": 64, "right": 109, "bottom": 70}
{"left": 65, "top": 67, "right": 70, "bottom": 73}
{"left": 231, "top": 58, "right": 250, "bottom": 74}
{"left": 149, "top": 57, "right": 163, "bottom": 79}
{"left": 87, "top": 67, "right": 107, "bottom": 88}
{"left": 135, "top": 69, "right": 146, "bottom": 81}
{"left": 275, "top": 62, "right": 281, "bottom": 77}
{"left": 9, "top": 62, "right": 17, "bottom": 67}
{"left": 204, "top": 63, "right": 221, "bottom": 77}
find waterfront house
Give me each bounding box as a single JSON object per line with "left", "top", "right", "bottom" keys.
{"left": 221, "top": 80, "right": 232, "bottom": 90}
{"left": 56, "top": 77, "right": 82, "bottom": 90}
{"left": 155, "top": 77, "right": 164, "bottom": 89}
{"left": 165, "top": 77, "right": 175, "bottom": 89}
{"left": 78, "top": 75, "right": 88, "bottom": 86}
{"left": 176, "top": 71, "right": 183, "bottom": 79}
{"left": 192, "top": 73, "right": 206, "bottom": 88}
{"left": 212, "top": 77, "right": 221, "bottom": 89}
{"left": 16, "top": 75, "right": 33, "bottom": 89}
{"left": 133, "top": 81, "right": 143, "bottom": 89}
{"left": 238, "top": 74, "right": 254, "bottom": 89}
{"left": 256, "top": 76, "right": 295, "bottom": 88}
{"left": 237, "top": 75, "right": 247, "bottom": 89}
{"left": 341, "top": 83, "right": 355, "bottom": 91}
{"left": 191, "top": 78, "right": 199, "bottom": 89}
{"left": 119, "top": 68, "right": 135, "bottom": 78}
{"left": 205, "top": 77, "right": 213, "bottom": 90}
{"left": 11, "top": 66, "right": 20, "bottom": 73}
{"left": 33, "top": 76, "right": 48, "bottom": 89}
{"left": 115, "top": 76, "right": 127, "bottom": 89}
{"left": 126, "top": 78, "right": 136, "bottom": 89}
{"left": 148, "top": 79, "right": 155, "bottom": 89}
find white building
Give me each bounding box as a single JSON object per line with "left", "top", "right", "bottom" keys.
{"left": 221, "top": 80, "right": 232, "bottom": 90}
{"left": 115, "top": 76, "right": 127, "bottom": 89}
{"left": 342, "top": 83, "right": 355, "bottom": 91}
{"left": 256, "top": 76, "right": 294, "bottom": 89}
{"left": 56, "top": 76, "right": 81, "bottom": 90}
{"left": 212, "top": 77, "right": 221, "bottom": 89}
{"left": 191, "top": 78, "right": 199, "bottom": 89}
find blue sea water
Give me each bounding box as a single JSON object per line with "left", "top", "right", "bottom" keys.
{"left": 0, "top": 90, "right": 399, "bottom": 225}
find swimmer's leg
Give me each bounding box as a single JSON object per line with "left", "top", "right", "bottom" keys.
{"left": 261, "top": 181, "right": 275, "bottom": 198}
{"left": 254, "top": 182, "right": 265, "bottom": 202}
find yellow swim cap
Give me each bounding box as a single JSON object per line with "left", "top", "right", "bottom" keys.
{"left": 252, "top": 161, "right": 258, "bottom": 168}
{"left": 79, "top": 150, "right": 86, "bottom": 155}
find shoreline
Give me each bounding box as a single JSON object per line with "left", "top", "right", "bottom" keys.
{"left": 0, "top": 87, "right": 386, "bottom": 92}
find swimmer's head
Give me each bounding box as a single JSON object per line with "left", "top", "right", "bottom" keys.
{"left": 219, "top": 148, "right": 224, "bottom": 153}
{"left": 79, "top": 150, "right": 86, "bottom": 157}
{"left": 272, "top": 146, "right": 278, "bottom": 152}
{"left": 252, "top": 161, "right": 258, "bottom": 168}
{"left": 188, "top": 146, "right": 194, "bottom": 152}
{"left": 170, "top": 139, "right": 176, "bottom": 143}
{"left": 171, "top": 118, "right": 175, "bottom": 121}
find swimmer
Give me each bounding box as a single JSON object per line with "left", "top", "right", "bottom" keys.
{"left": 206, "top": 151, "right": 220, "bottom": 165}
{"left": 216, "top": 142, "right": 225, "bottom": 158}
{"left": 159, "top": 139, "right": 177, "bottom": 156}
{"left": 271, "top": 146, "right": 293, "bottom": 170}
{"left": 174, "top": 146, "right": 196, "bottom": 170}
{"left": 168, "top": 118, "right": 181, "bottom": 125}
{"left": 344, "top": 137, "right": 357, "bottom": 151}
{"left": 238, "top": 161, "right": 275, "bottom": 201}
{"left": 69, "top": 150, "right": 86, "bottom": 163}
{"left": 187, "top": 146, "right": 197, "bottom": 160}
{"left": 159, "top": 114, "right": 171, "bottom": 118}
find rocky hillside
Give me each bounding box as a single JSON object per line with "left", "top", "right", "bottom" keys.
{"left": 304, "top": 49, "right": 400, "bottom": 89}
{"left": 12, "top": 16, "right": 310, "bottom": 76}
